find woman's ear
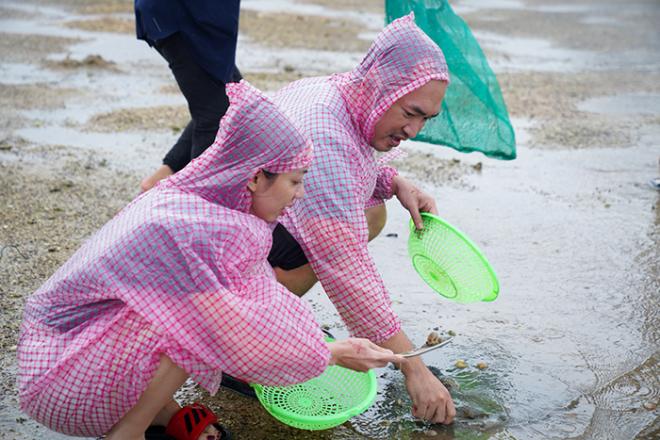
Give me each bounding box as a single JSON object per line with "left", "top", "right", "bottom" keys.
{"left": 247, "top": 170, "right": 263, "bottom": 193}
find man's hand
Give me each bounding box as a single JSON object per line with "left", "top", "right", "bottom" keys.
{"left": 391, "top": 175, "right": 438, "bottom": 229}
{"left": 402, "top": 359, "right": 456, "bottom": 424}
{"left": 378, "top": 331, "right": 455, "bottom": 424}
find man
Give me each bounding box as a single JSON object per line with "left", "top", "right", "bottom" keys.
{"left": 267, "top": 13, "right": 455, "bottom": 424}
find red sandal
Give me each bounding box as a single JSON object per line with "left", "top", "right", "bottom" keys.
{"left": 164, "top": 403, "right": 231, "bottom": 440}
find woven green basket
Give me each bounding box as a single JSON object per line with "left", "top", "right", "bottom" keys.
{"left": 408, "top": 213, "right": 499, "bottom": 303}
{"left": 251, "top": 342, "right": 377, "bottom": 430}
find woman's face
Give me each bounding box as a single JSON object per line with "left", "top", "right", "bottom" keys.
{"left": 248, "top": 169, "right": 306, "bottom": 222}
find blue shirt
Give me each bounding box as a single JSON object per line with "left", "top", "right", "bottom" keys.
{"left": 135, "top": 0, "right": 240, "bottom": 83}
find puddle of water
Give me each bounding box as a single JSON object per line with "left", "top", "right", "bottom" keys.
{"left": 532, "top": 4, "right": 593, "bottom": 14}
{"left": 14, "top": 125, "right": 175, "bottom": 172}
{"left": 453, "top": 0, "right": 526, "bottom": 15}
{"left": 473, "top": 31, "right": 597, "bottom": 72}
{"left": 20, "top": 79, "right": 184, "bottom": 125}
{"left": 478, "top": 30, "right": 660, "bottom": 73}
{"left": 238, "top": 35, "right": 363, "bottom": 75}
{"left": 64, "top": 33, "right": 159, "bottom": 65}
{"left": 0, "top": 1, "right": 66, "bottom": 19}
{"left": 0, "top": 13, "right": 157, "bottom": 66}
{"left": 580, "top": 15, "right": 621, "bottom": 25}
{"left": 578, "top": 93, "right": 660, "bottom": 116}
{"left": 0, "top": 63, "right": 59, "bottom": 85}
{"left": 0, "top": 18, "right": 90, "bottom": 39}
{"left": 358, "top": 30, "right": 380, "bottom": 42}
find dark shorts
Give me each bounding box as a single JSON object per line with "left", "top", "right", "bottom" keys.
{"left": 267, "top": 223, "right": 309, "bottom": 270}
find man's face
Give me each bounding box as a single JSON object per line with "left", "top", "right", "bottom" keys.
{"left": 370, "top": 80, "right": 447, "bottom": 152}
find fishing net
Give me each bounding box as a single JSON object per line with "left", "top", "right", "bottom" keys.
{"left": 386, "top": 0, "right": 516, "bottom": 160}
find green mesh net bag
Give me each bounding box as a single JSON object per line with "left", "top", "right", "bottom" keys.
{"left": 386, "top": 0, "right": 516, "bottom": 160}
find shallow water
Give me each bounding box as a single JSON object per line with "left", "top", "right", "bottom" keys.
{"left": 578, "top": 93, "right": 660, "bottom": 116}
{"left": 285, "top": 134, "right": 658, "bottom": 439}
{"left": 1, "top": 0, "right": 659, "bottom": 439}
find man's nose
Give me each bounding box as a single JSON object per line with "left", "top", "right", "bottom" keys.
{"left": 404, "top": 118, "right": 425, "bottom": 139}
{"left": 295, "top": 184, "right": 305, "bottom": 199}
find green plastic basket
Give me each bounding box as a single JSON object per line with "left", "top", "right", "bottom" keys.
{"left": 251, "top": 346, "right": 377, "bottom": 430}
{"left": 408, "top": 212, "right": 499, "bottom": 303}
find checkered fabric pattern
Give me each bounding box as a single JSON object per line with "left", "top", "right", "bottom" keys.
{"left": 17, "top": 81, "right": 327, "bottom": 437}
{"left": 275, "top": 13, "right": 449, "bottom": 342}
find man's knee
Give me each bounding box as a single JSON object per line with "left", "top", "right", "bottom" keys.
{"left": 274, "top": 264, "right": 317, "bottom": 297}
{"left": 366, "top": 203, "right": 387, "bottom": 242}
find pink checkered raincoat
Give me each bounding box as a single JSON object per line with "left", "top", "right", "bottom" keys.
{"left": 274, "top": 14, "right": 449, "bottom": 342}
{"left": 17, "top": 81, "right": 328, "bottom": 437}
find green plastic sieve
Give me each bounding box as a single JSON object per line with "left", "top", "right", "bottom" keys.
{"left": 251, "top": 338, "right": 377, "bottom": 430}
{"left": 408, "top": 212, "right": 499, "bottom": 303}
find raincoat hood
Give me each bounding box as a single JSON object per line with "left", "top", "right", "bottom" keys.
{"left": 330, "top": 13, "right": 449, "bottom": 144}
{"left": 165, "top": 80, "right": 313, "bottom": 213}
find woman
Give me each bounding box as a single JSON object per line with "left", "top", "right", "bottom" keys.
{"left": 17, "top": 81, "right": 402, "bottom": 440}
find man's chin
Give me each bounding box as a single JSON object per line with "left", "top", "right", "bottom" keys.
{"left": 371, "top": 142, "right": 393, "bottom": 152}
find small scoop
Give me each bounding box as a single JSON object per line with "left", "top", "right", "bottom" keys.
{"left": 401, "top": 337, "right": 453, "bottom": 358}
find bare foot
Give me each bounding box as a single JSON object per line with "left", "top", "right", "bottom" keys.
{"left": 140, "top": 164, "right": 174, "bottom": 192}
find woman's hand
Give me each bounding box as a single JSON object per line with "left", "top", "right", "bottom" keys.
{"left": 328, "top": 338, "right": 405, "bottom": 371}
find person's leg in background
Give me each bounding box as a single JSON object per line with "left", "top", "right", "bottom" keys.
{"left": 140, "top": 33, "right": 241, "bottom": 191}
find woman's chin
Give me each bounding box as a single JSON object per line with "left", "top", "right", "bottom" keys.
{"left": 267, "top": 211, "right": 282, "bottom": 223}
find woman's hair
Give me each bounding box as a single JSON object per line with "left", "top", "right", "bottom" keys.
{"left": 262, "top": 170, "right": 277, "bottom": 180}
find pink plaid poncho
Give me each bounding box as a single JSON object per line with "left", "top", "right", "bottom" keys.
{"left": 17, "top": 81, "right": 327, "bottom": 437}
{"left": 274, "top": 14, "right": 449, "bottom": 342}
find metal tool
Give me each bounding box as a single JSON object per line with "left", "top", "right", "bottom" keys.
{"left": 401, "top": 337, "right": 453, "bottom": 358}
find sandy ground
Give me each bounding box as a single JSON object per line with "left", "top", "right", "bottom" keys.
{"left": 1, "top": 0, "right": 658, "bottom": 439}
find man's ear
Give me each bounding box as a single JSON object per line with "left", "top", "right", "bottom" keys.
{"left": 247, "top": 170, "right": 263, "bottom": 193}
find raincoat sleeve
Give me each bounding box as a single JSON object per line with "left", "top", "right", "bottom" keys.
{"left": 188, "top": 274, "right": 331, "bottom": 386}
{"left": 115, "top": 223, "right": 330, "bottom": 387}
{"left": 293, "top": 146, "right": 402, "bottom": 343}
{"left": 372, "top": 165, "right": 399, "bottom": 200}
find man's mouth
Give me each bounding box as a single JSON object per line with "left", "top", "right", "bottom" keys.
{"left": 388, "top": 135, "right": 405, "bottom": 148}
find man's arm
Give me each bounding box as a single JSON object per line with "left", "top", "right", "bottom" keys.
{"left": 378, "top": 330, "right": 456, "bottom": 425}
{"left": 289, "top": 149, "right": 403, "bottom": 342}
{"left": 378, "top": 174, "right": 455, "bottom": 424}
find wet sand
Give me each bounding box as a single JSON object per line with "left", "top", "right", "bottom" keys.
{"left": 1, "top": 0, "right": 659, "bottom": 439}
